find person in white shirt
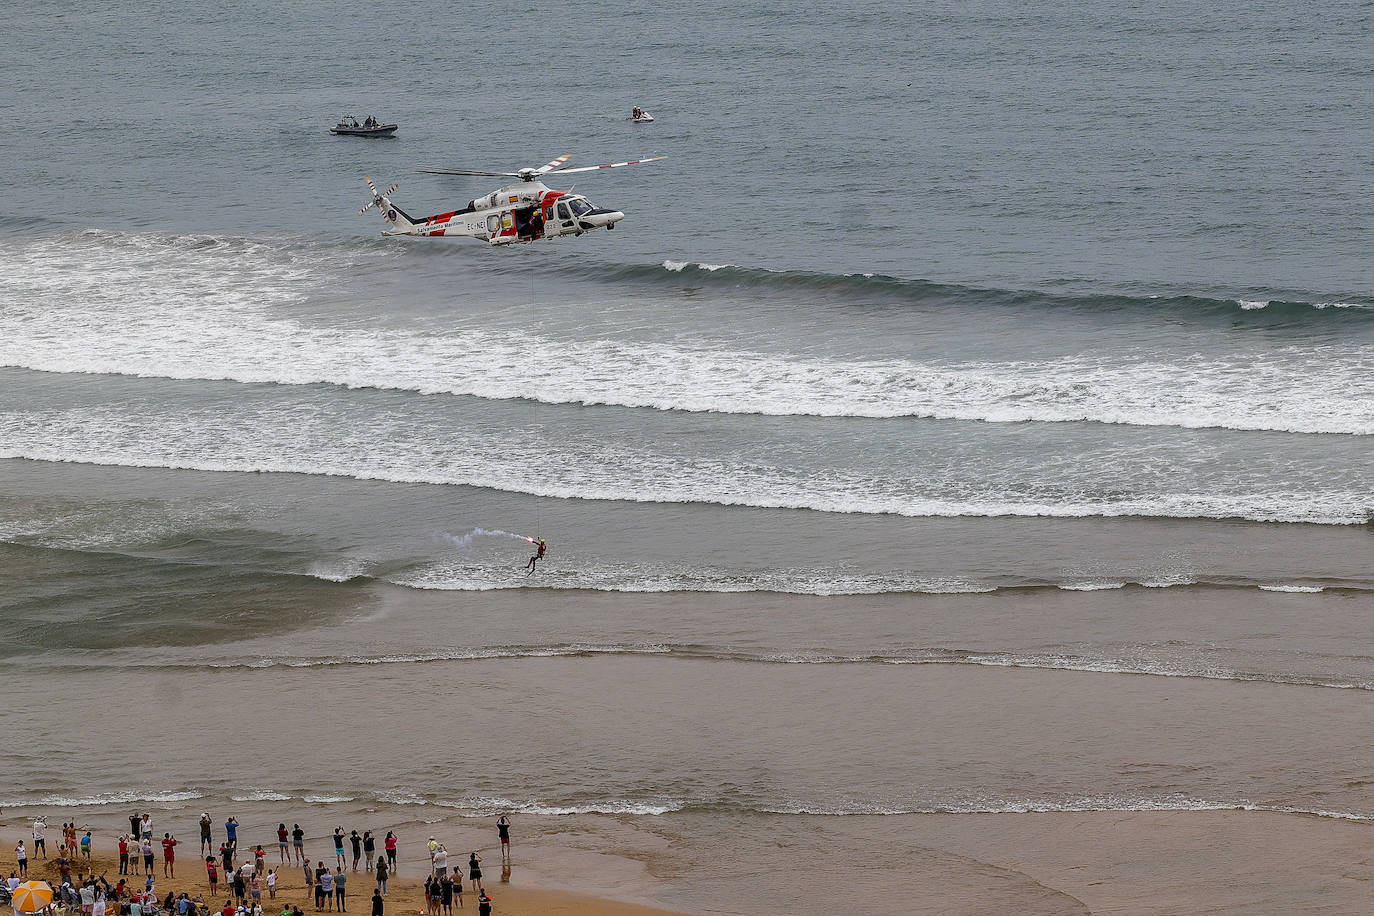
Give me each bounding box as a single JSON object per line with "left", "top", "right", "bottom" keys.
{"left": 32, "top": 819, "right": 47, "bottom": 858}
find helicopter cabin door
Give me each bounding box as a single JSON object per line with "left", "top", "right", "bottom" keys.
{"left": 514, "top": 206, "right": 544, "bottom": 241}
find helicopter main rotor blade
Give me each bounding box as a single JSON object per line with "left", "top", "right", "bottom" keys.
{"left": 534, "top": 154, "right": 572, "bottom": 174}
{"left": 418, "top": 168, "right": 521, "bottom": 178}
{"left": 546, "top": 156, "right": 666, "bottom": 176}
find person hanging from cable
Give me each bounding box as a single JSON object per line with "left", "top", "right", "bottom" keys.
{"left": 524, "top": 538, "right": 547, "bottom": 574}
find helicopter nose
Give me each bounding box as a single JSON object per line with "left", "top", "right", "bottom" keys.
{"left": 581, "top": 208, "right": 624, "bottom": 229}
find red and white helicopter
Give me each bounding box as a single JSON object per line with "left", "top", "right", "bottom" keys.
{"left": 358, "top": 154, "right": 664, "bottom": 245}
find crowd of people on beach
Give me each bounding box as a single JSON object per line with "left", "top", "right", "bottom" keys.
{"left": 11, "top": 811, "right": 508, "bottom": 916}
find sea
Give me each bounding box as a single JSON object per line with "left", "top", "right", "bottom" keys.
{"left": 2, "top": 1, "right": 1372, "bottom": 913}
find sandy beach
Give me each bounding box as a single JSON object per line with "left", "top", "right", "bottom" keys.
{"left": 7, "top": 806, "right": 1374, "bottom": 914}
{"left": 2, "top": 827, "right": 688, "bottom": 916}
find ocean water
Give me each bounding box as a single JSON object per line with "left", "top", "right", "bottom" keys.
{"left": 2, "top": 1, "right": 1373, "bottom": 913}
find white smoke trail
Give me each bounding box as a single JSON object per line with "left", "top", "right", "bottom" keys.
{"left": 438, "top": 528, "right": 529, "bottom": 550}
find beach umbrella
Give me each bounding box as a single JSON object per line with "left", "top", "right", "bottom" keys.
{"left": 12, "top": 881, "right": 54, "bottom": 913}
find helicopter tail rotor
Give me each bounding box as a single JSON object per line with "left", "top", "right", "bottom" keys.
{"left": 358, "top": 176, "right": 400, "bottom": 215}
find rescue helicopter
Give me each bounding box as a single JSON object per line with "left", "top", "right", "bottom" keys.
{"left": 357, "top": 154, "right": 664, "bottom": 245}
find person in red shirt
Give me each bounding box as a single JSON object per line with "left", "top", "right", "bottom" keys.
{"left": 525, "top": 538, "right": 546, "bottom": 574}
{"left": 276, "top": 825, "right": 289, "bottom": 864}
{"left": 206, "top": 856, "right": 219, "bottom": 896}
{"left": 118, "top": 835, "right": 130, "bottom": 875}
{"left": 162, "top": 834, "right": 178, "bottom": 878}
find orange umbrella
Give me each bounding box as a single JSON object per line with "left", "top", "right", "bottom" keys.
{"left": 12, "top": 881, "right": 54, "bottom": 913}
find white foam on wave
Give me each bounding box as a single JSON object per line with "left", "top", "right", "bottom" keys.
{"left": 231, "top": 790, "right": 294, "bottom": 802}
{"left": 305, "top": 558, "right": 371, "bottom": 583}
{"left": 758, "top": 793, "right": 1372, "bottom": 821}
{"left": 433, "top": 794, "right": 682, "bottom": 817}
{"left": 302, "top": 794, "right": 356, "bottom": 803}
{"left": 1258, "top": 584, "right": 1325, "bottom": 593}
{"left": 2, "top": 231, "right": 1372, "bottom": 436}
{"left": 4, "top": 412, "right": 1368, "bottom": 526}
{"left": 1238, "top": 299, "right": 1270, "bottom": 310}
{"left": 393, "top": 561, "right": 996, "bottom": 596}
{"left": 0, "top": 790, "right": 204, "bottom": 807}
{"left": 376, "top": 790, "right": 427, "bottom": 806}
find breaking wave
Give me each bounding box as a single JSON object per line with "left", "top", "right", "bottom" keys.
{"left": 2, "top": 230, "right": 1373, "bottom": 435}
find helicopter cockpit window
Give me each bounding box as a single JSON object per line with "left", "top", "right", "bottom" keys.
{"left": 486, "top": 214, "right": 500, "bottom": 234}
{"left": 556, "top": 202, "right": 572, "bottom": 221}
{"left": 567, "top": 198, "right": 593, "bottom": 217}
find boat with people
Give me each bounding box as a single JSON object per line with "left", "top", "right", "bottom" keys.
{"left": 629, "top": 107, "right": 654, "bottom": 123}
{"left": 330, "top": 115, "right": 398, "bottom": 137}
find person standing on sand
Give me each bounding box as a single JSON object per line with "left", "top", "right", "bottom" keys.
{"left": 332, "top": 830, "right": 345, "bottom": 870}
{"left": 275, "top": 825, "right": 288, "bottom": 864}
{"left": 333, "top": 867, "right": 346, "bottom": 912}
{"left": 140, "top": 815, "right": 153, "bottom": 842}
{"left": 495, "top": 817, "right": 510, "bottom": 864}
{"left": 118, "top": 836, "right": 129, "bottom": 875}
{"left": 348, "top": 832, "right": 361, "bottom": 872}
{"left": 162, "top": 834, "right": 177, "bottom": 878}
{"left": 266, "top": 869, "right": 277, "bottom": 900}
{"left": 318, "top": 868, "right": 333, "bottom": 912}
{"left": 438, "top": 875, "right": 453, "bottom": 916}
{"left": 224, "top": 818, "right": 239, "bottom": 854}
{"left": 33, "top": 818, "right": 47, "bottom": 859}
{"left": 206, "top": 857, "right": 219, "bottom": 896}
{"left": 476, "top": 892, "right": 490, "bottom": 916}
{"left": 15, "top": 841, "right": 26, "bottom": 877}
{"left": 302, "top": 860, "right": 313, "bottom": 897}
{"left": 291, "top": 825, "right": 305, "bottom": 865}
{"left": 200, "top": 814, "right": 213, "bottom": 855}
{"left": 361, "top": 833, "right": 374, "bottom": 873}
{"left": 81, "top": 831, "right": 92, "bottom": 861}
{"left": 383, "top": 833, "right": 396, "bottom": 871}
{"left": 466, "top": 853, "right": 481, "bottom": 893}
{"left": 373, "top": 857, "right": 387, "bottom": 896}
{"left": 129, "top": 814, "right": 141, "bottom": 842}
{"left": 432, "top": 845, "right": 447, "bottom": 878}
{"left": 141, "top": 838, "right": 155, "bottom": 876}
{"left": 369, "top": 889, "right": 382, "bottom": 916}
